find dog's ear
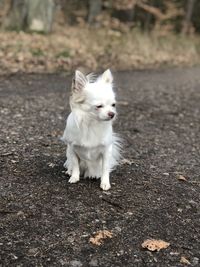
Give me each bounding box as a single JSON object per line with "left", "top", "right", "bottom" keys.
{"left": 72, "top": 70, "right": 88, "bottom": 93}
{"left": 102, "top": 69, "right": 113, "bottom": 83}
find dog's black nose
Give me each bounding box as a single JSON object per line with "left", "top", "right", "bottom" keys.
{"left": 108, "top": 112, "right": 115, "bottom": 119}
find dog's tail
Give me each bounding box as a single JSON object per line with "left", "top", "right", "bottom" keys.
{"left": 60, "top": 120, "right": 68, "bottom": 145}
{"left": 110, "top": 133, "right": 123, "bottom": 170}
{"left": 60, "top": 135, "right": 67, "bottom": 144}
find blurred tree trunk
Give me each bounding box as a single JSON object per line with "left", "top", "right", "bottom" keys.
{"left": 112, "top": 0, "right": 136, "bottom": 23}
{"left": 0, "top": 0, "right": 10, "bottom": 25}
{"left": 3, "top": 0, "right": 55, "bottom": 33}
{"left": 27, "top": 0, "right": 55, "bottom": 33}
{"left": 144, "top": 0, "right": 154, "bottom": 31}
{"left": 182, "top": 0, "right": 196, "bottom": 34}
{"left": 3, "top": 0, "right": 27, "bottom": 30}
{"left": 144, "top": 12, "right": 152, "bottom": 31}
{"left": 113, "top": 9, "right": 135, "bottom": 23}
{"left": 61, "top": 0, "right": 79, "bottom": 25}
{"left": 88, "top": 0, "right": 102, "bottom": 24}
{"left": 61, "top": 0, "right": 88, "bottom": 25}
{"left": 191, "top": 0, "right": 200, "bottom": 33}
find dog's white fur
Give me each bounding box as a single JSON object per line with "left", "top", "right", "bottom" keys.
{"left": 62, "top": 69, "right": 121, "bottom": 190}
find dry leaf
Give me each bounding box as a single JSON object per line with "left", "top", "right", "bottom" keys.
{"left": 141, "top": 239, "right": 170, "bottom": 251}
{"left": 0, "top": 28, "right": 198, "bottom": 76}
{"left": 180, "top": 256, "right": 191, "bottom": 265}
{"left": 48, "top": 163, "right": 56, "bottom": 168}
{"left": 120, "top": 158, "right": 134, "bottom": 165}
{"left": 118, "top": 100, "right": 129, "bottom": 106}
{"left": 178, "top": 175, "right": 187, "bottom": 181}
{"left": 163, "top": 172, "right": 169, "bottom": 176}
{"left": 89, "top": 230, "right": 113, "bottom": 246}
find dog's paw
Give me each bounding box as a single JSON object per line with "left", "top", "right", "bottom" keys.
{"left": 100, "top": 182, "right": 111, "bottom": 191}
{"left": 68, "top": 176, "right": 80, "bottom": 184}
{"left": 66, "top": 169, "right": 72, "bottom": 176}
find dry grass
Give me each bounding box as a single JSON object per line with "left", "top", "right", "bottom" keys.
{"left": 0, "top": 26, "right": 200, "bottom": 74}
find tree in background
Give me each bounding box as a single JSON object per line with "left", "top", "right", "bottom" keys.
{"left": 136, "top": 1, "right": 184, "bottom": 33}
{"left": 182, "top": 0, "right": 196, "bottom": 34}
{"left": 3, "top": 0, "right": 55, "bottom": 33}
{"left": 0, "top": 0, "right": 199, "bottom": 34}
{"left": 60, "top": 0, "right": 88, "bottom": 25}
{"left": 88, "top": 0, "right": 102, "bottom": 24}
{"left": 112, "top": 0, "right": 136, "bottom": 23}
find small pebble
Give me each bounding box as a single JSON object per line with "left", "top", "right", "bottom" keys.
{"left": 70, "top": 260, "right": 83, "bottom": 267}
{"left": 89, "top": 259, "right": 98, "bottom": 266}
{"left": 193, "top": 257, "right": 199, "bottom": 266}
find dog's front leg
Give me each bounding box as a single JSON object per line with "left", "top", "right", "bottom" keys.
{"left": 100, "top": 145, "right": 112, "bottom": 190}
{"left": 68, "top": 145, "right": 80, "bottom": 184}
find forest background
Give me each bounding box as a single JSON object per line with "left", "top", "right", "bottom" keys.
{"left": 0, "top": 0, "right": 199, "bottom": 74}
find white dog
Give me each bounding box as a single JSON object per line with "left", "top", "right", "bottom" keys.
{"left": 62, "top": 69, "right": 121, "bottom": 190}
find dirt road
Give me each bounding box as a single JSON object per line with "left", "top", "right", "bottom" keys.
{"left": 0, "top": 67, "right": 200, "bottom": 266}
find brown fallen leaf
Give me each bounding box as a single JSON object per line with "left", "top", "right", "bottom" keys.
{"left": 118, "top": 100, "right": 129, "bottom": 106}
{"left": 120, "top": 158, "right": 134, "bottom": 165}
{"left": 178, "top": 175, "right": 187, "bottom": 181}
{"left": 89, "top": 230, "right": 113, "bottom": 246}
{"left": 180, "top": 256, "right": 191, "bottom": 265}
{"left": 141, "top": 239, "right": 170, "bottom": 251}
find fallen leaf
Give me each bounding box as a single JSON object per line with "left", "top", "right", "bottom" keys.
{"left": 28, "top": 248, "right": 39, "bottom": 256}
{"left": 120, "top": 158, "right": 134, "bottom": 165}
{"left": 141, "top": 239, "right": 170, "bottom": 251}
{"left": 118, "top": 100, "right": 129, "bottom": 106}
{"left": 17, "top": 211, "right": 25, "bottom": 218}
{"left": 163, "top": 172, "right": 169, "bottom": 176}
{"left": 180, "top": 256, "right": 191, "bottom": 265}
{"left": 89, "top": 230, "right": 113, "bottom": 246}
{"left": 11, "top": 160, "right": 18, "bottom": 163}
{"left": 48, "top": 163, "right": 56, "bottom": 168}
{"left": 178, "top": 175, "right": 187, "bottom": 181}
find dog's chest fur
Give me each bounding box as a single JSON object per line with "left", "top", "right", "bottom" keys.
{"left": 73, "top": 145, "right": 105, "bottom": 161}
{"left": 64, "top": 112, "right": 113, "bottom": 160}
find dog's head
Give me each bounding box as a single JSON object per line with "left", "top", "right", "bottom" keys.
{"left": 70, "top": 69, "right": 116, "bottom": 121}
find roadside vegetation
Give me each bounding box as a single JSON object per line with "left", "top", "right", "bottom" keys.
{"left": 0, "top": 0, "right": 199, "bottom": 74}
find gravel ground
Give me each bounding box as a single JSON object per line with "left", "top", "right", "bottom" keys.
{"left": 0, "top": 67, "right": 200, "bottom": 266}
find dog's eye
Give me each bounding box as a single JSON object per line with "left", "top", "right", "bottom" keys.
{"left": 96, "top": 105, "right": 103, "bottom": 108}
{"left": 112, "top": 103, "right": 116, "bottom": 107}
